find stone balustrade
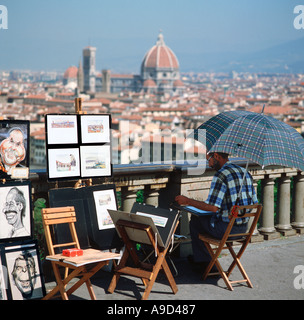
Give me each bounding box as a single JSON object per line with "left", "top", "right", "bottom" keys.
{"left": 30, "top": 160, "right": 304, "bottom": 257}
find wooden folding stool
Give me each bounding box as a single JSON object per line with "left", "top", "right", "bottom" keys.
{"left": 42, "top": 206, "right": 120, "bottom": 300}
{"left": 199, "top": 204, "right": 262, "bottom": 291}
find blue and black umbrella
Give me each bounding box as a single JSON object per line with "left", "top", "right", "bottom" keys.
{"left": 192, "top": 109, "right": 304, "bottom": 171}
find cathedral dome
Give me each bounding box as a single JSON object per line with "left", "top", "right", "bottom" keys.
{"left": 140, "top": 32, "right": 183, "bottom": 95}
{"left": 141, "top": 32, "right": 179, "bottom": 70}
{"left": 63, "top": 66, "right": 78, "bottom": 80}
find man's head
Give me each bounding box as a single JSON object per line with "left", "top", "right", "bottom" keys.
{"left": 206, "top": 152, "right": 229, "bottom": 171}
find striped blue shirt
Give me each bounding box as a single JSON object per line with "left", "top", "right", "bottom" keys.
{"left": 205, "top": 162, "right": 258, "bottom": 224}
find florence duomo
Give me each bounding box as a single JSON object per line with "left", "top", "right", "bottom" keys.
{"left": 63, "top": 32, "right": 185, "bottom": 96}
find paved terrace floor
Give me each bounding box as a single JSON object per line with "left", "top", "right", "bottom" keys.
{"left": 45, "top": 234, "right": 304, "bottom": 301}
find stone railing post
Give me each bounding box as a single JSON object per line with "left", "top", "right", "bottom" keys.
{"left": 259, "top": 176, "right": 280, "bottom": 239}
{"left": 292, "top": 173, "right": 304, "bottom": 234}
{"left": 120, "top": 186, "right": 140, "bottom": 212}
{"left": 276, "top": 174, "right": 296, "bottom": 236}
{"left": 144, "top": 184, "right": 166, "bottom": 207}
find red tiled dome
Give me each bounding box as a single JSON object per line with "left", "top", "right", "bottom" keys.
{"left": 142, "top": 33, "right": 179, "bottom": 70}
{"left": 143, "top": 79, "right": 157, "bottom": 87}
{"left": 63, "top": 66, "right": 78, "bottom": 79}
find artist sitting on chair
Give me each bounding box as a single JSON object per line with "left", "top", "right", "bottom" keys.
{"left": 175, "top": 152, "right": 258, "bottom": 273}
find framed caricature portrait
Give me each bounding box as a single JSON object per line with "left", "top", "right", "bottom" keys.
{"left": 3, "top": 241, "right": 45, "bottom": 300}
{"left": 0, "top": 120, "right": 30, "bottom": 179}
{"left": 0, "top": 181, "right": 32, "bottom": 242}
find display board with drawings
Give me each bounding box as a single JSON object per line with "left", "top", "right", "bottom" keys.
{"left": 45, "top": 113, "right": 112, "bottom": 181}
{"left": 48, "top": 184, "right": 123, "bottom": 251}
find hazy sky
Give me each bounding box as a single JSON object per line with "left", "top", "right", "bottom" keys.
{"left": 0, "top": 0, "right": 303, "bottom": 72}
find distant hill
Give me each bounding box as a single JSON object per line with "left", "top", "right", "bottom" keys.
{"left": 179, "top": 37, "right": 304, "bottom": 73}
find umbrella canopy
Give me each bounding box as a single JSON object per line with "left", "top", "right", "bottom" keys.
{"left": 192, "top": 110, "right": 304, "bottom": 171}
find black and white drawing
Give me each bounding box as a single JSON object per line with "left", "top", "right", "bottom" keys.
{"left": 0, "top": 182, "right": 32, "bottom": 241}
{"left": 5, "top": 242, "right": 45, "bottom": 300}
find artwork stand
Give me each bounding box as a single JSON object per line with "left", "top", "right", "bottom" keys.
{"left": 107, "top": 216, "right": 179, "bottom": 300}
{"left": 74, "top": 97, "right": 92, "bottom": 189}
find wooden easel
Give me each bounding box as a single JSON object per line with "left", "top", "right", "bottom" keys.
{"left": 107, "top": 219, "right": 179, "bottom": 300}
{"left": 75, "top": 97, "right": 86, "bottom": 114}
{"left": 74, "top": 97, "right": 92, "bottom": 188}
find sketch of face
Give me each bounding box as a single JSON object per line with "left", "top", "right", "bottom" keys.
{"left": 12, "top": 253, "right": 36, "bottom": 298}
{"left": 0, "top": 129, "right": 25, "bottom": 171}
{"left": 3, "top": 188, "right": 24, "bottom": 229}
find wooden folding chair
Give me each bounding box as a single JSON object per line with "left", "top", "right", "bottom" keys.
{"left": 198, "top": 204, "right": 262, "bottom": 291}
{"left": 107, "top": 219, "right": 179, "bottom": 300}
{"left": 41, "top": 206, "right": 120, "bottom": 300}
